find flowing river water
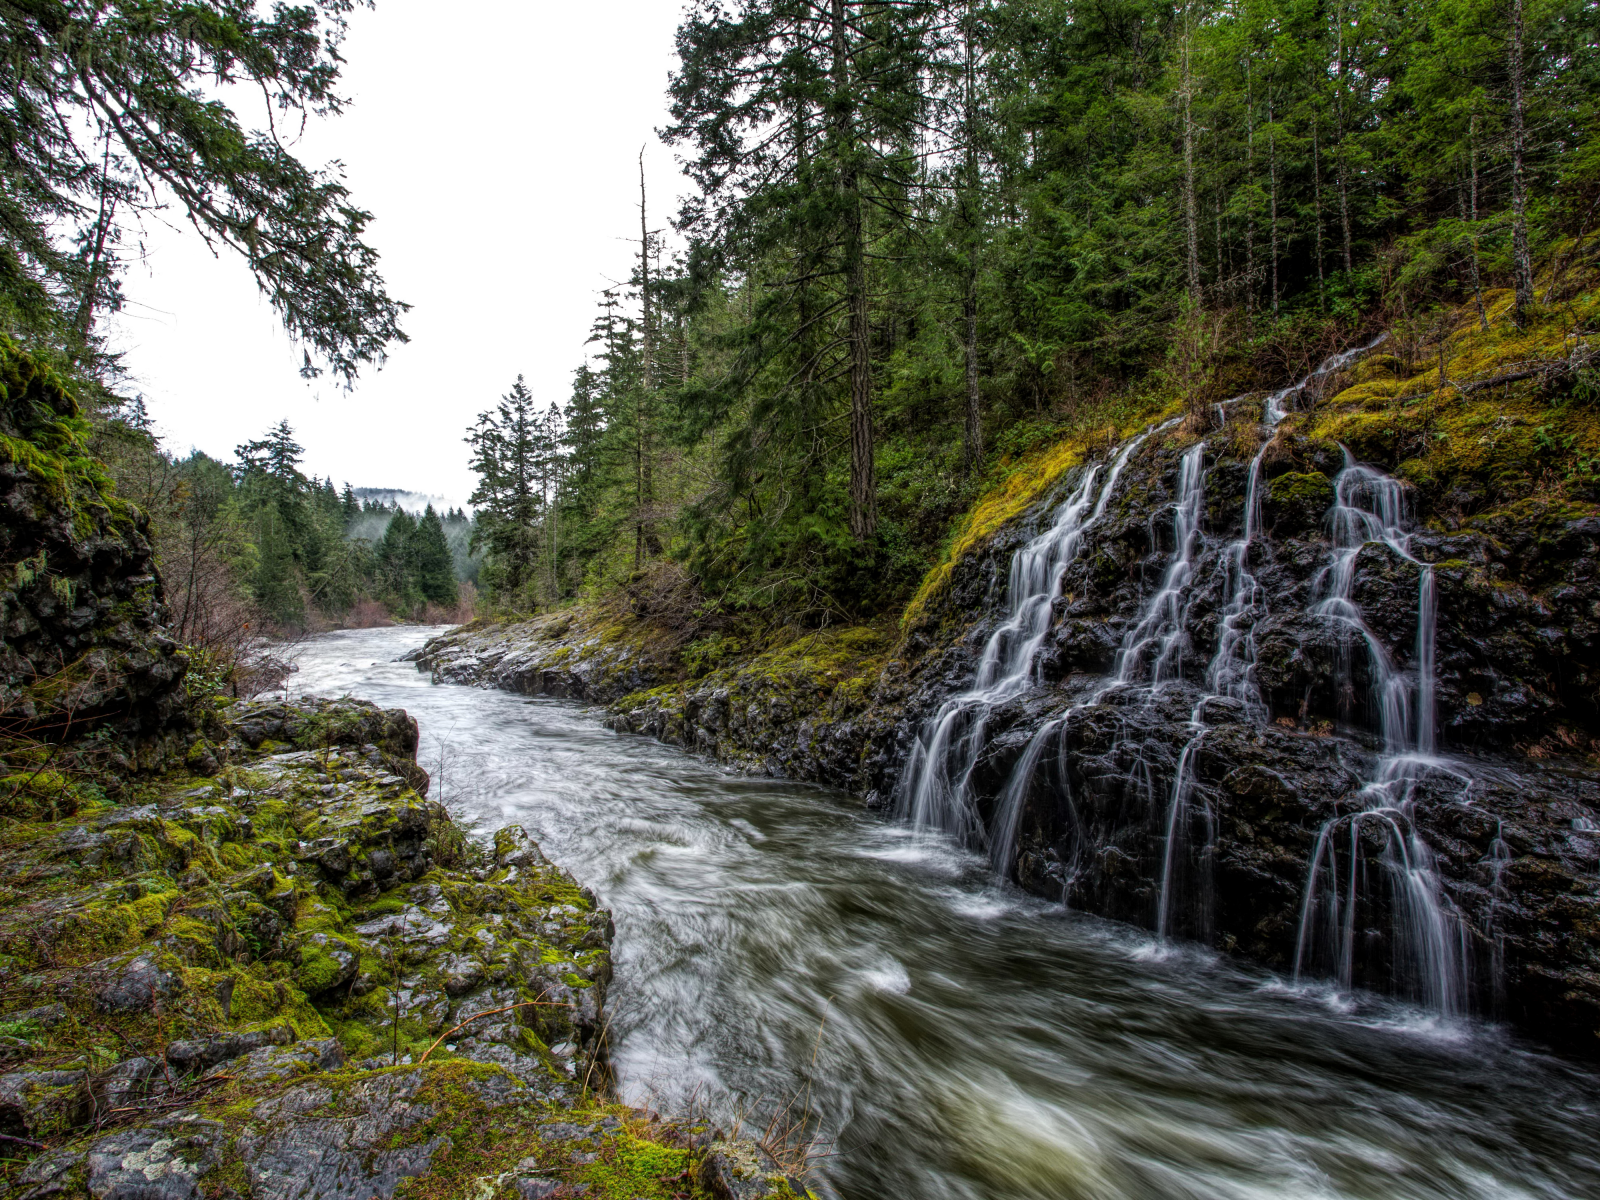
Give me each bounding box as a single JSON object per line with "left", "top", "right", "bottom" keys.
{"left": 288, "top": 626, "right": 1600, "bottom": 1200}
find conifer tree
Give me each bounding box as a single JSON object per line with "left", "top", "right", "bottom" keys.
{"left": 413, "top": 506, "right": 459, "bottom": 606}
{"left": 0, "top": 0, "right": 406, "bottom": 375}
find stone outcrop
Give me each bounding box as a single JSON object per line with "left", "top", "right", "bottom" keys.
{"left": 0, "top": 340, "right": 188, "bottom": 771}
{"left": 0, "top": 696, "right": 800, "bottom": 1200}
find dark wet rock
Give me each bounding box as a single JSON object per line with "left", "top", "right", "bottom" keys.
{"left": 0, "top": 1069, "right": 89, "bottom": 1137}
{"left": 12, "top": 1146, "right": 84, "bottom": 1198}
{"left": 221, "top": 1038, "right": 346, "bottom": 1083}
{"left": 235, "top": 1073, "right": 446, "bottom": 1200}
{"left": 165, "top": 1027, "right": 291, "bottom": 1077}
{"left": 92, "top": 956, "right": 181, "bottom": 1015}
{"left": 85, "top": 1117, "right": 226, "bottom": 1200}
{"left": 0, "top": 343, "right": 189, "bottom": 769}
{"left": 511, "top": 1167, "right": 563, "bottom": 1199}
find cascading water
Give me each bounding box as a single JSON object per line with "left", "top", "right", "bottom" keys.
{"left": 1111, "top": 442, "right": 1209, "bottom": 687}
{"left": 1292, "top": 451, "right": 1471, "bottom": 1014}
{"left": 1206, "top": 335, "right": 1390, "bottom": 713}
{"left": 893, "top": 432, "right": 1150, "bottom": 847}
{"left": 898, "top": 340, "right": 1440, "bottom": 969}
{"left": 985, "top": 440, "right": 1210, "bottom": 878}
{"left": 1040, "top": 343, "right": 1388, "bottom": 932}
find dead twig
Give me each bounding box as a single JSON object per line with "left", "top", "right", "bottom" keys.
{"left": 415, "top": 1000, "right": 572, "bottom": 1065}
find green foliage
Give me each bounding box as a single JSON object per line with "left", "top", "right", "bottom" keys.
{"left": 0, "top": 0, "right": 406, "bottom": 377}
{"left": 464, "top": 0, "right": 1599, "bottom": 633}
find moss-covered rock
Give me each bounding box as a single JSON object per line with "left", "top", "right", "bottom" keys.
{"left": 0, "top": 697, "right": 765, "bottom": 1200}
{"left": 0, "top": 338, "right": 189, "bottom": 792}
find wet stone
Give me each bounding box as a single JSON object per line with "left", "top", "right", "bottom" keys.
{"left": 91, "top": 955, "right": 181, "bottom": 1014}
{"left": 84, "top": 1117, "right": 226, "bottom": 1200}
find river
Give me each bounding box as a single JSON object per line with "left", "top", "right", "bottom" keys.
{"left": 288, "top": 625, "right": 1600, "bottom": 1200}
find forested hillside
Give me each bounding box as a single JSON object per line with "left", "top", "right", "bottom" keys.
{"left": 92, "top": 411, "right": 476, "bottom": 674}
{"left": 467, "top": 0, "right": 1599, "bottom": 629}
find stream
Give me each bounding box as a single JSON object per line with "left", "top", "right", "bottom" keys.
{"left": 288, "top": 625, "right": 1600, "bottom": 1200}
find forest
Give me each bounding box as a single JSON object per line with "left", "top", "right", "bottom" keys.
{"left": 2, "top": 0, "right": 1596, "bottom": 665}
{"left": 464, "top": 0, "right": 1598, "bottom": 628}
{"left": 7, "top": 3, "right": 1600, "bottom": 1197}
{"left": 94, "top": 413, "right": 476, "bottom": 664}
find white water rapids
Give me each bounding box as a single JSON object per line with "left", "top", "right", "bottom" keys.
{"left": 288, "top": 628, "right": 1600, "bottom": 1200}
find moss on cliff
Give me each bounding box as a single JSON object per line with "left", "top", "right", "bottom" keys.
{"left": 1291, "top": 276, "right": 1600, "bottom": 528}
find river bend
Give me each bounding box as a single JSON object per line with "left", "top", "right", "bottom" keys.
{"left": 288, "top": 626, "right": 1600, "bottom": 1200}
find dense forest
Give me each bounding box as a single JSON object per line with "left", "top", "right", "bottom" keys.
{"left": 94, "top": 412, "right": 476, "bottom": 666}
{"left": 3, "top": 0, "right": 1596, "bottom": 661}
{"left": 464, "top": 0, "right": 1598, "bottom": 625}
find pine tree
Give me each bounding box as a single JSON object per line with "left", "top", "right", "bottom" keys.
{"left": 413, "top": 506, "right": 459, "bottom": 606}
{"left": 0, "top": 0, "right": 406, "bottom": 375}
{"left": 467, "top": 376, "right": 547, "bottom": 602}
{"left": 667, "top": 0, "right": 946, "bottom": 546}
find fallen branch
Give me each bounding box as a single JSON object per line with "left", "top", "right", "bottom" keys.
{"left": 0, "top": 1133, "right": 46, "bottom": 1149}
{"left": 416, "top": 1000, "right": 572, "bottom": 1065}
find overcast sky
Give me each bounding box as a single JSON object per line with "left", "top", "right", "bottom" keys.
{"left": 106, "top": 0, "right": 693, "bottom": 510}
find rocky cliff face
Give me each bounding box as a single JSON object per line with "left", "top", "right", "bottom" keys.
{"left": 882, "top": 424, "right": 1600, "bottom": 1050}
{"left": 0, "top": 341, "right": 188, "bottom": 776}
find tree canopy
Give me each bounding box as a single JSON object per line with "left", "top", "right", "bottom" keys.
{"left": 0, "top": 0, "right": 406, "bottom": 377}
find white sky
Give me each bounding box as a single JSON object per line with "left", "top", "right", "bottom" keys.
{"left": 106, "top": 0, "right": 693, "bottom": 510}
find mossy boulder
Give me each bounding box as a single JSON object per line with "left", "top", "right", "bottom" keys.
{"left": 0, "top": 338, "right": 188, "bottom": 774}
{"left": 0, "top": 697, "right": 757, "bottom": 1200}
{"left": 1264, "top": 470, "right": 1335, "bottom": 535}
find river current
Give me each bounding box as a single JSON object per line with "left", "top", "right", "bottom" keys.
{"left": 288, "top": 626, "right": 1600, "bottom": 1200}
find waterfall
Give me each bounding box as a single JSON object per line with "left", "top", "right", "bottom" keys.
{"left": 893, "top": 432, "right": 1151, "bottom": 845}
{"left": 898, "top": 340, "right": 1429, "bottom": 975}
{"left": 1112, "top": 443, "right": 1208, "bottom": 687}
{"left": 1153, "top": 341, "right": 1387, "bottom": 933}
{"left": 1292, "top": 451, "right": 1470, "bottom": 1014}
{"left": 988, "top": 436, "right": 1209, "bottom": 879}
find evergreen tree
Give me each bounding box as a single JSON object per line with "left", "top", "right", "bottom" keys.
{"left": 414, "top": 506, "right": 459, "bottom": 606}
{"left": 0, "top": 0, "right": 406, "bottom": 375}
{"left": 467, "top": 377, "right": 547, "bottom": 601}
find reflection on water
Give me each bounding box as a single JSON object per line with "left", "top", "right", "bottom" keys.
{"left": 289, "top": 627, "right": 1600, "bottom": 1200}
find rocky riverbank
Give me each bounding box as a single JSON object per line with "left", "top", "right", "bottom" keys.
{"left": 417, "top": 288, "right": 1600, "bottom": 1056}
{"left": 0, "top": 696, "right": 807, "bottom": 1200}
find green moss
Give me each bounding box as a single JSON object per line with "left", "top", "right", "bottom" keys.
{"left": 1268, "top": 471, "right": 1334, "bottom": 505}
{"left": 1295, "top": 285, "right": 1600, "bottom": 520}
{"left": 579, "top": 1132, "right": 694, "bottom": 1197}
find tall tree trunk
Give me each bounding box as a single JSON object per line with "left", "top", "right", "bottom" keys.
{"left": 1181, "top": 5, "right": 1201, "bottom": 301}
{"left": 1245, "top": 64, "right": 1256, "bottom": 315}
{"left": 834, "top": 0, "right": 875, "bottom": 542}
{"left": 1313, "top": 115, "right": 1326, "bottom": 310}
{"left": 1215, "top": 193, "right": 1224, "bottom": 297}
{"left": 1509, "top": 0, "right": 1535, "bottom": 326}
{"left": 638, "top": 152, "right": 662, "bottom": 558}
{"left": 74, "top": 134, "right": 116, "bottom": 345}
{"left": 1269, "top": 94, "right": 1280, "bottom": 318}
{"left": 1468, "top": 111, "right": 1489, "bottom": 329}
{"left": 1335, "top": 1, "right": 1354, "bottom": 273}
{"left": 964, "top": 269, "right": 981, "bottom": 471}
{"left": 962, "top": 9, "right": 984, "bottom": 474}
